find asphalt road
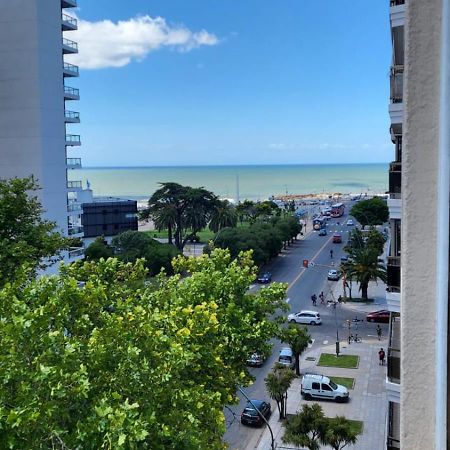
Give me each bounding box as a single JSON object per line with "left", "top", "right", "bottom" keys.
{"left": 223, "top": 206, "right": 388, "bottom": 449}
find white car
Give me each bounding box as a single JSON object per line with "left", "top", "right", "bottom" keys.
{"left": 346, "top": 219, "right": 354, "bottom": 226}
{"left": 301, "top": 374, "right": 349, "bottom": 402}
{"left": 327, "top": 269, "right": 340, "bottom": 281}
{"left": 288, "top": 310, "right": 321, "bottom": 325}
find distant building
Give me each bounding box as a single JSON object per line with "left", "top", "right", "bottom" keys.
{"left": 0, "top": 0, "right": 85, "bottom": 266}
{"left": 82, "top": 198, "right": 138, "bottom": 246}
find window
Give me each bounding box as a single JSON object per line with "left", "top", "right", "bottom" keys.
{"left": 321, "top": 384, "right": 333, "bottom": 391}
{"left": 312, "top": 382, "right": 320, "bottom": 389}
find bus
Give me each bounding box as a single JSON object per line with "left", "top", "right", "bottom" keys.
{"left": 330, "top": 203, "right": 345, "bottom": 218}
{"left": 313, "top": 217, "right": 325, "bottom": 230}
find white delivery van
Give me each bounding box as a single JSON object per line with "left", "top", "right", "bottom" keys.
{"left": 301, "top": 374, "right": 349, "bottom": 403}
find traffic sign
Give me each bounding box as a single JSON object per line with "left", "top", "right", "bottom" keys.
{"left": 309, "top": 261, "right": 315, "bottom": 267}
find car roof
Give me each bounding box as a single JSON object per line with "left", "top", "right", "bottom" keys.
{"left": 246, "top": 399, "right": 265, "bottom": 407}
{"left": 298, "top": 310, "right": 319, "bottom": 314}
{"left": 370, "top": 310, "right": 389, "bottom": 314}
{"left": 303, "top": 374, "right": 330, "bottom": 382}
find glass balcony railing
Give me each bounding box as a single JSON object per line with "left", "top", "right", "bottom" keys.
{"left": 65, "top": 110, "right": 80, "bottom": 120}
{"left": 389, "top": 161, "right": 401, "bottom": 197}
{"left": 67, "top": 202, "right": 82, "bottom": 212}
{"left": 62, "top": 13, "right": 77, "bottom": 27}
{"left": 387, "top": 256, "right": 401, "bottom": 292}
{"left": 390, "top": 66, "right": 404, "bottom": 104}
{"left": 64, "top": 86, "right": 79, "bottom": 98}
{"left": 62, "top": 38, "right": 78, "bottom": 51}
{"left": 68, "top": 226, "right": 84, "bottom": 236}
{"left": 63, "top": 62, "right": 79, "bottom": 76}
{"left": 66, "top": 157, "right": 81, "bottom": 168}
{"left": 65, "top": 134, "right": 81, "bottom": 144}
{"left": 67, "top": 180, "right": 82, "bottom": 190}
{"left": 68, "top": 247, "right": 84, "bottom": 258}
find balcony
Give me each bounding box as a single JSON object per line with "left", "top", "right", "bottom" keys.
{"left": 64, "top": 86, "right": 80, "bottom": 101}
{"left": 387, "top": 401, "right": 401, "bottom": 449}
{"left": 68, "top": 225, "right": 84, "bottom": 236}
{"left": 68, "top": 247, "right": 84, "bottom": 259}
{"left": 390, "top": 66, "right": 404, "bottom": 104}
{"left": 65, "top": 134, "right": 81, "bottom": 146}
{"left": 387, "top": 197, "right": 402, "bottom": 219}
{"left": 390, "top": 0, "right": 405, "bottom": 28}
{"left": 62, "top": 13, "right": 77, "bottom": 31}
{"left": 61, "top": 0, "right": 77, "bottom": 8}
{"left": 389, "top": 161, "right": 401, "bottom": 198}
{"left": 64, "top": 110, "right": 80, "bottom": 123}
{"left": 66, "top": 157, "right": 81, "bottom": 169}
{"left": 67, "top": 201, "right": 83, "bottom": 213}
{"left": 62, "top": 38, "right": 78, "bottom": 54}
{"left": 67, "top": 180, "right": 82, "bottom": 191}
{"left": 387, "top": 256, "right": 401, "bottom": 292}
{"left": 389, "top": 102, "right": 403, "bottom": 125}
{"left": 63, "top": 62, "right": 79, "bottom": 77}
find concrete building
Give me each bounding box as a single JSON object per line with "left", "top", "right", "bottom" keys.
{"left": 387, "top": 0, "right": 450, "bottom": 448}
{"left": 0, "top": 0, "right": 84, "bottom": 263}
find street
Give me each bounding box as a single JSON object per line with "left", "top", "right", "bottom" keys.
{"left": 223, "top": 205, "right": 388, "bottom": 449}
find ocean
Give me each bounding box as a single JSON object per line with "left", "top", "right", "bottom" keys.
{"left": 69, "top": 164, "right": 388, "bottom": 203}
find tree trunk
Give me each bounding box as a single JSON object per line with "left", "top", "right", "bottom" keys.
{"left": 361, "top": 282, "right": 368, "bottom": 299}
{"left": 294, "top": 354, "right": 300, "bottom": 376}
{"left": 167, "top": 223, "right": 173, "bottom": 245}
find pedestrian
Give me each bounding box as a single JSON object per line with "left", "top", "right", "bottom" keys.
{"left": 348, "top": 334, "right": 353, "bottom": 344}
{"left": 311, "top": 294, "right": 317, "bottom": 307}
{"left": 378, "top": 348, "right": 386, "bottom": 365}
{"left": 319, "top": 291, "right": 325, "bottom": 304}
{"left": 338, "top": 295, "right": 343, "bottom": 303}
{"left": 330, "top": 249, "right": 334, "bottom": 258}
{"left": 376, "top": 325, "right": 382, "bottom": 341}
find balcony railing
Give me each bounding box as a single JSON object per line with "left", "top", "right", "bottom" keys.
{"left": 68, "top": 247, "right": 84, "bottom": 258}
{"left": 65, "top": 134, "right": 81, "bottom": 145}
{"left": 63, "top": 62, "right": 79, "bottom": 76}
{"left": 62, "top": 13, "right": 77, "bottom": 29}
{"left": 389, "top": 161, "right": 401, "bottom": 196}
{"left": 68, "top": 226, "right": 84, "bottom": 236}
{"left": 67, "top": 180, "right": 82, "bottom": 190}
{"left": 64, "top": 110, "right": 80, "bottom": 121}
{"left": 67, "top": 202, "right": 82, "bottom": 212}
{"left": 66, "top": 157, "right": 81, "bottom": 168}
{"left": 64, "top": 85, "right": 80, "bottom": 99}
{"left": 390, "top": 66, "right": 404, "bottom": 104}
{"left": 387, "top": 256, "right": 401, "bottom": 292}
{"left": 62, "top": 38, "right": 78, "bottom": 53}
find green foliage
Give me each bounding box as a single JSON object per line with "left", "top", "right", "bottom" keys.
{"left": 350, "top": 197, "right": 389, "bottom": 226}
{"left": 265, "top": 365, "right": 296, "bottom": 420}
{"left": 0, "top": 249, "right": 287, "bottom": 449}
{"left": 366, "top": 229, "right": 386, "bottom": 256}
{"left": 317, "top": 354, "right": 359, "bottom": 369}
{"left": 0, "top": 177, "right": 68, "bottom": 286}
{"left": 320, "top": 416, "right": 362, "bottom": 450}
{"left": 85, "top": 236, "right": 114, "bottom": 261}
{"left": 278, "top": 325, "right": 311, "bottom": 375}
{"left": 112, "top": 230, "right": 181, "bottom": 276}
{"left": 209, "top": 200, "right": 237, "bottom": 233}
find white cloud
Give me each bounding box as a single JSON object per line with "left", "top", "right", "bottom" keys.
{"left": 67, "top": 15, "right": 219, "bottom": 69}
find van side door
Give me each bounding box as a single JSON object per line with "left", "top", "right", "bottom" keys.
{"left": 319, "top": 382, "right": 335, "bottom": 399}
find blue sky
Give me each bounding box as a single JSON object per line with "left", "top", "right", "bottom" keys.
{"left": 69, "top": 1, "right": 392, "bottom": 167}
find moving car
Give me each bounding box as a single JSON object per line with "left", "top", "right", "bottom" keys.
{"left": 332, "top": 233, "right": 342, "bottom": 243}
{"left": 301, "top": 374, "right": 349, "bottom": 403}
{"left": 318, "top": 228, "right": 327, "bottom": 236}
{"left": 366, "top": 310, "right": 390, "bottom": 323}
{"left": 288, "top": 310, "right": 321, "bottom": 325}
{"left": 257, "top": 272, "right": 272, "bottom": 283}
{"left": 241, "top": 400, "right": 271, "bottom": 426}
{"left": 327, "top": 269, "right": 340, "bottom": 281}
{"left": 246, "top": 352, "right": 266, "bottom": 367}
{"left": 346, "top": 219, "right": 354, "bottom": 226}
{"left": 340, "top": 255, "right": 349, "bottom": 263}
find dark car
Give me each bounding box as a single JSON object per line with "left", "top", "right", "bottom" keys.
{"left": 246, "top": 352, "right": 266, "bottom": 367}
{"left": 241, "top": 400, "right": 271, "bottom": 426}
{"left": 318, "top": 228, "right": 327, "bottom": 236}
{"left": 366, "top": 310, "right": 390, "bottom": 323}
{"left": 257, "top": 272, "right": 272, "bottom": 283}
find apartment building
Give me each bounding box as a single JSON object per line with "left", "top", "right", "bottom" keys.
{"left": 0, "top": 0, "right": 84, "bottom": 263}
{"left": 387, "top": 0, "right": 450, "bottom": 448}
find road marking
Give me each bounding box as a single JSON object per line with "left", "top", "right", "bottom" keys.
{"left": 287, "top": 236, "right": 332, "bottom": 292}
{"left": 323, "top": 340, "right": 329, "bottom": 345}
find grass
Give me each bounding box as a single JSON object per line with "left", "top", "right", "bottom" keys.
{"left": 144, "top": 229, "right": 215, "bottom": 243}
{"left": 317, "top": 353, "right": 359, "bottom": 369}
{"left": 329, "top": 376, "right": 355, "bottom": 389}
{"left": 341, "top": 419, "right": 364, "bottom": 435}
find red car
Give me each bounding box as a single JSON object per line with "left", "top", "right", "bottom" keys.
{"left": 332, "top": 234, "right": 342, "bottom": 243}
{"left": 366, "top": 310, "right": 390, "bottom": 323}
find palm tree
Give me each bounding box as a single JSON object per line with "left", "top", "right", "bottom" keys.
{"left": 265, "top": 365, "right": 296, "bottom": 420}
{"left": 209, "top": 200, "right": 237, "bottom": 233}
{"left": 278, "top": 325, "right": 311, "bottom": 376}
{"left": 344, "top": 247, "right": 387, "bottom": 299}
{"left": 319, "top": 416, "right": 361, "bottom": 450}
{"left": 150, "top": 202, "right": 177, "bottom": 245}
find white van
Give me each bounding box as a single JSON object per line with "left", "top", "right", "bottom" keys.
{"left": 301, "top": 374, "right": 349, "bottom": 403}
{"left": 278, "top": 347, "right": 294, "bottom": 369}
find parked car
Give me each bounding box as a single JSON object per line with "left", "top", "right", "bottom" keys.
{"left": 241, "top": 400, "right": 272, "bottom": 426}
{"left": 288, "top": 310, "right": 321, "bottom": 325}
{"left": 366, "top": 310, "right": 390, "bottom": 323}
{"left": 332, "top": 233, "right": 342, "bottom": 243}
{"left": 301, "top": 374, "right": 349, "bottom": 403}
{"left": 340, "top": 255, "right": 349, "bottom": 263}
{"left": 346, "top": 219, "right": 354, "bottom": 226}
{"left": 257, "top": 272, "right": 272, "bottom": 283}
{"left": 246, "top": 352, "right": 266, "bottom": 367}
{"left": 318, "top": 228, "right": 327, "bottom": 236}
{"left": 278, "top": 347, "right": 295, "bottom": 368}
{"left": 327, "top": 269, "right": 340, "bottom": 281}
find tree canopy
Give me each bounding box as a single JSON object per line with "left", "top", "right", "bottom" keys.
{"left": 84, "top": 236, "right": 114, "bottom": 261}
{"left": 350, "top": 197, "right": 389, "bottom": 226}
{"left": 0, "top": 249, "right": 287, "bottom": 449}
{"left": 278, "top": 325, "right": 311, "bottom": 375}
{"left": 0, "top": 177, "right": 67, "bottom": 286}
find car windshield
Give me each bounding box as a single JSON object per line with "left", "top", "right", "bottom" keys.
{"left": 279, "top": 356, "right": 291, "bottom": 362}
{"left": 329, "top": 380, "right": 338, "bottom": 390}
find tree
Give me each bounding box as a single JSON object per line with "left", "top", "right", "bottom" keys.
{"left": 0, "top": 177, "right": 67, "bottom": 286}
{"left": 0, "top": 249, "right": 287, "bottom": 449}
{"left": 84, "top": 236, "right": 113, "bottom": 261}
{"left": 344, "top": 247, "right": 387, "bottom": 299}
{"left": 282, "top": 404, "right": 325, "bottom": 450}
{"left": 278, "top": 325, "right": 311, "bottom": 375}
{"left": 320, "top": 416, "right": 361, "bottom": 450}
{"left": 265, "top": 365, "right": 296, "bottom": 420}
{"left": 350, "top": 197, "right": 388, "bottom": 227}
{"left": 366, "top": 229, "right": 386, "bottom": 256}
{"left": 208, "top": 199, "right": 237, "bottom": 233}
